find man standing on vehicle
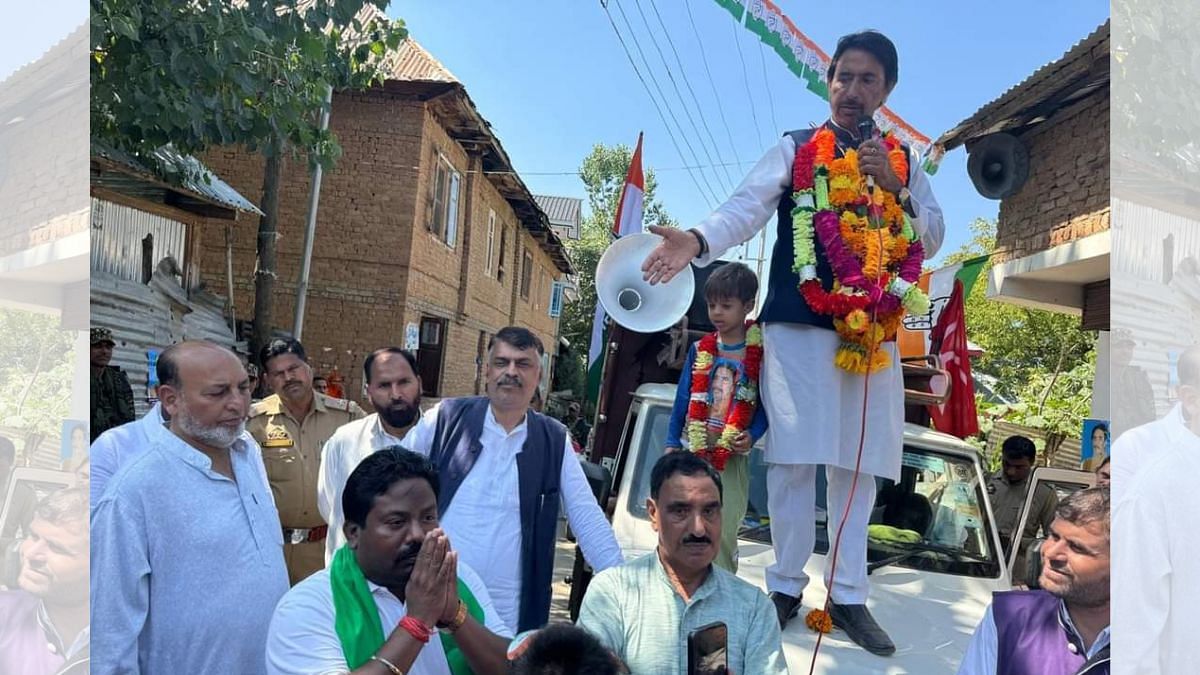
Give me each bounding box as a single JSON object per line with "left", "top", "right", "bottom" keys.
{"left": 640, "top": 30, "right": 945, "bottom": 655}
{"left": 958, "top": 487, "right": 1109, "bottom": 675}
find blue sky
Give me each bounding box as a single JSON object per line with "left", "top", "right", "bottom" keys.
{"left": 392, "top": 1, "right": 1108, "bottom": 268}
{"left": 1, "top": 0, "right": 86, "bottom": 81}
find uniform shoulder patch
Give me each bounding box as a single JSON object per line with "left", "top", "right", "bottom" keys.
{"left": 262, "top": 425, "right": 294, "bottom": 448}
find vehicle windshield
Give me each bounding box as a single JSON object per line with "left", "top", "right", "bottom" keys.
{"left": 625, "top": 401, "right": 1001, "bottom": 578}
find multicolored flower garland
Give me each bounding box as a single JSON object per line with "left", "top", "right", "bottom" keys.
{"left": 685, "top": 322, "right": 763, "bottom": 471}
{"left": 790, "top": 127, "right": 931, "bottom": 374}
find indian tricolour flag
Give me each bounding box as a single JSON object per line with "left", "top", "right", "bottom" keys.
{"left": 897, "top": 254, "right": 989, "bottom": 358}
{"left": 584, "top": 133, "right": 645, "bottom": 406}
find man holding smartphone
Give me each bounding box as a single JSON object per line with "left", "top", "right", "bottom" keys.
{"left": 577, "top": 452, "right": 787, "bottom": 674}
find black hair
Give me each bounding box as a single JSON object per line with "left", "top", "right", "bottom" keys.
{"left": 33, "top": 486, "right": 89, "bottom": 529}
{"left": 489, "top": 326, "right": 544, "bottom": 357}
{"left": 650, "top": 451, "right": 723, "bottom": 502}
{"left": 1055, "top": 486, "right": 1110, "bottom": 541}
{"left": 826, "top": 30, "right": 899, "bottom": 89}
{"left": 363, "top": 347, "right": 419, "bottom": 385}
{"left": 511, "top": 623, "right": 620, "bottom": 675}
{"left": 704, "top": 262, "right": 758, "bottom": 304}
{"left": 259, "top": 338, "right": 307, "bottom": 372}
{"left": 342, "top": 447, "right": 440, "bottom": 527}
{"left": 157, "top": 343, "right": 182, "bottom": 388}
{"left": 1001, "top": 435, "right": 1037, "bottom": 462}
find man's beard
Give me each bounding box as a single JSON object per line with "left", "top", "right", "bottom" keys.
{"left": 1042, "top": 563, "right": 1109, "bottom": 607}
{"left": 377, "top": 399, "right": 420, "bottom": 430}
{"left": 176, "top": 406, "right": 245, "bottom": 449}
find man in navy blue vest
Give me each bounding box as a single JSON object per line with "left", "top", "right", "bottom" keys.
{"left": 640, "top": 31, "right": 945, "bottom": 655}
{"left": 958, "top": 487, "right": 1110, "bottom": 675}
{"left": 402, "top": 327, "right": 624, "bottom": 634}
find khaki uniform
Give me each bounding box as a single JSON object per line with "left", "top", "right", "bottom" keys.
{"left": 987, "top": 473, "right": 1058, "bottom": 570}
{"left": 248, "top": 392, "right": 365, "bottom": 584}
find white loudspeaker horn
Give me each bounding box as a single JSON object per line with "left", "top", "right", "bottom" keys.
{"left": 595, "top": 231, "right": 695, "bottom": 334}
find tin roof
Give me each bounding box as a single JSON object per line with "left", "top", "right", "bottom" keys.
{"left": 935, "top": 20, "right": 1109, "bottom": 151}
{"left": 533, "top": 195, "right": 582, "bottom": 227}
{"left": 91, "top": 142, "right": 262, "bottom": 219}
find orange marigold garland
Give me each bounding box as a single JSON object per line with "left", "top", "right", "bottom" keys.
{"left": 790, "top": 126, "right": 931, "bottom": 374}
{"left": 684, "top": 323, "right": 763, "bottom": 470}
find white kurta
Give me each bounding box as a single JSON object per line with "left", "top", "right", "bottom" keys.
{"left": 317, "top": 413, "right": 408, "bottom": 563}
{"left": 1112, "top": 438, "right": 1200, "bottom": 675}
{"left": 694, "top": 129, "right": 945, "bottom": 481}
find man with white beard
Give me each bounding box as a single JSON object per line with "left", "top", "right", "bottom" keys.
{"left": 91, "top": 341, "right": 288, "bottom": 674}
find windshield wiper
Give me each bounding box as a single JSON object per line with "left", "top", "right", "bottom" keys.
{"left": 867, "top": 540, "right": 992, "bottom": 574}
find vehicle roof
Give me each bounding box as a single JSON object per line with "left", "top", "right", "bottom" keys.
{"left": 632, "top": 382, "right": 981, "bottom": 460}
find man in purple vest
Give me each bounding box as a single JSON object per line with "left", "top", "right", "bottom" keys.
{"left": 958, "top": 487, "right": 1110, "bottom": 675}
{"left": 0, "top": 487, "right": 89, "bottom": 675}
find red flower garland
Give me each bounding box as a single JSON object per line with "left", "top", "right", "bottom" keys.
{"left": 685, "top": 323, "right": 763, "bottom": 471}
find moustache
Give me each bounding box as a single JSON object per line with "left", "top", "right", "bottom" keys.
{"left": 682, "top": 534, "right": 712, "bottom": 545}
{"left": 498, "top": 376, "right": 522, "bottom": 387}
{"left": 396, "top": 541, "right": 422, "bottom": 566}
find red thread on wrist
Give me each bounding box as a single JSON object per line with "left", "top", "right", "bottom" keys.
{"left": 400, "top": 615, "right": 434, "bottom": 643}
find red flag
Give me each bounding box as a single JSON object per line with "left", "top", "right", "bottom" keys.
{"left": 928, "top": 280, "right": 980, "bottom": 438}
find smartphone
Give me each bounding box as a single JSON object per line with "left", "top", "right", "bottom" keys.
{"left": 687, "top": 621, "right": 728, "bottom": 675}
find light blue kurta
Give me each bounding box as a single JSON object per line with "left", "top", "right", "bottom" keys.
{"left": 578, "top": 551, "right": 788, "bottom": 674}
{"left": 90, "top": 428, "right": 288, "bottom": 674}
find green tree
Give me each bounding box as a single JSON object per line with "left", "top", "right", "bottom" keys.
{"left": 946, "top": 218, "right": 1096, "bottom": 461}
{"left": 90, "top": 0, "right": 407, "bottom": 358}
{"left": 557, "top": 143, "right": 679, "bottom": 397}
{"left": 0, "top": 309, "right": 76, "bottom": 447}
{"left": 944, "top": 218, "right": 1095, "bottom": 401}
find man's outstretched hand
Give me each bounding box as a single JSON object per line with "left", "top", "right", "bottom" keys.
{"left": 641, "top": 225, "right": 700, "bottom": 285}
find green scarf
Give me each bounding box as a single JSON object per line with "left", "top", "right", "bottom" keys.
{"left": 330, "top": 545, "right": 484, "bottom": 674}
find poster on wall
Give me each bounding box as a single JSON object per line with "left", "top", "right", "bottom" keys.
{"left": 1081, "top": 418, "right": 1111, "bottom": 470}
{"left": 60, "top": 419, "right": 88, "bottom": 461}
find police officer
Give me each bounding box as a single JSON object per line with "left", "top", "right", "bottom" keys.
{"left": 987, "top": 435, "right": 1058, "bottom": 579}
{"left": 248, "top": 338, "right": 365, "bottom": 584}
{"left": 90, "top": 327, "right": 135, "bottom": 442}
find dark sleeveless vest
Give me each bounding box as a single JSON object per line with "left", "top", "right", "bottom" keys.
{"left": 757, "top": 123, "right": 911, "bottom": 330}
{"left": 994, "top": 590, "right": 1110, "bottom": 675}
{"left": 427, "top": 397, "right": 566, "bottom": 633}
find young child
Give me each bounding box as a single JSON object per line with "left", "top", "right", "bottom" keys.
{"left": 665, "top": 262, "right": 767, "bottom": 572}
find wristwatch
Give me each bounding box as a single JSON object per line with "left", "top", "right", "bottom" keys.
{"left": 688, "top": 228, "right": 709, "bottom": 259}
{"left": 898, "top": 187, "right": 915, "bottom": 217}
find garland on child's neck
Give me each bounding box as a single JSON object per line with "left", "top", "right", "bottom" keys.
{"left": 685, "top": 322, "right": 763, "bottom": 470}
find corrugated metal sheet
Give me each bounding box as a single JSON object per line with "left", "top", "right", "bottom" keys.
{"left": 935, "top": 21, "right": 1108, "bottom": 150}
{"left": 382, "top": 38, "right": 458, "bottom": 83}
{"left": 532, "top": 195, "right": 582, "bottom": 227}
{"left": 91, "top": 198, "right": 187, "bottom": 283}
{"left": 1113, "top": 197, "right": 1200, "bottom": 283}
{"left": 0, "top": 425, "right": 64, "bottom": 470}
{"left": 91, "top": 270, "right": 240, "bottom": 418}
{"left": 92, "top": 142, "right": 262, "bottom": 216}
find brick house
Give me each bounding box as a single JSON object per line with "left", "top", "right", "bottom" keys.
{"left": 933, "top": 21, "right": 1110, "bottom": 419}
{"left": 198, "top": 36, "right": 572, "bottom": 403}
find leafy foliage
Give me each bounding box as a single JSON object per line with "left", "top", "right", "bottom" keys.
{"left": 90, "top": 0, "right": 408, "bottom": 169}
{"left": 557, "top": 143, "right": 679, "bottom": 391}
{"left": 944, "top": 218, "right": 1095, "bottom": 402}
{"left": 0, "top": 309, "right": 76, "bottom": 444}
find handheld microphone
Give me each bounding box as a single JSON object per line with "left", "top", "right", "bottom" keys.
{"left": 858, "top": 115, "right": 877, "bottom": 191}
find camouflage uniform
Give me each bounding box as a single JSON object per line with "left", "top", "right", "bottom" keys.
{"left": 90, "top": 328, "right": 135, "bottom": 442}
{"left": 248, "top": 392, "right": 365, "bottom": 585}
